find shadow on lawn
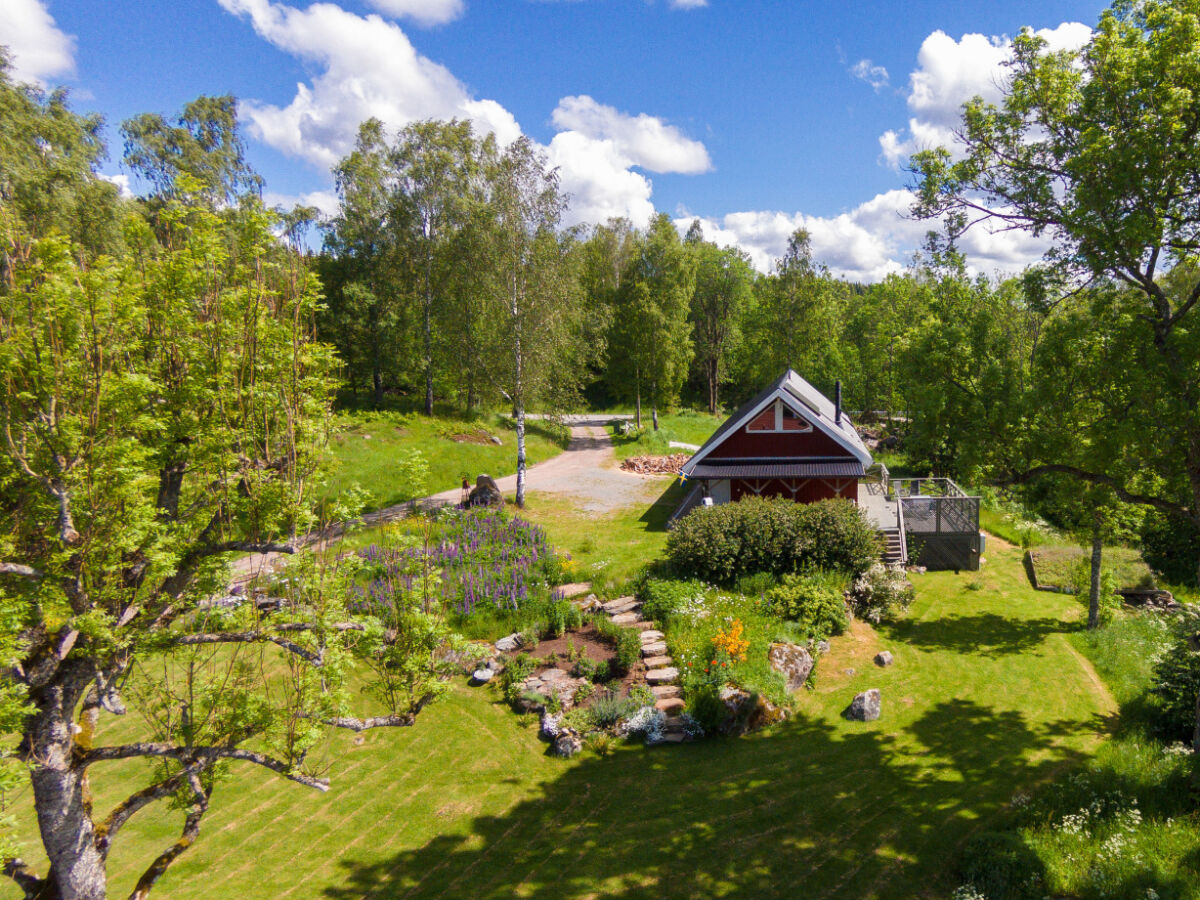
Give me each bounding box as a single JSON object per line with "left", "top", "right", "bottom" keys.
{"left": 638, "top": 480, "right": 689, "bottom": 533}
{"left": 885, "top": 612, "right": 1071, "bottom": 657}
{"left": 322, "top": 699, "right": 1095, "bottom": 900}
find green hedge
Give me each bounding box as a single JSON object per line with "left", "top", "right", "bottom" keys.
{"left": 666, "top": 497, "right": 882, "bottom": 584}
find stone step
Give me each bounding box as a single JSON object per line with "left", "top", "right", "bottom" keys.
{"left": 651, "top": 684, "right": 682, "bottom": 699}
{"left": 641, "top": 641, "right": 668, "bottom": 657}
{"left": 638, "top": 629, "right": 664, "bottom": 643}
{"left": 658, "top": 732, "right": 686, "bottom": 744}
{"left": 601, "top": 596, "right": 638, "bottom": 613}
{"left": 610, "top": 612, "right": 640, "bottom": 625}
{"left": 629, "top": 620, "right": 657, "bottom": 631}
{"left": 645, "top": 666, "right": 678, "bottom": 684}
{"left": 643, "top": 655, "right": 673, "bottom": 668}
{"left": 663, "top": 715, "right": 685, "bottom": 733}
{"left": 655, "top": 697, "right": 685, "bottom": 714}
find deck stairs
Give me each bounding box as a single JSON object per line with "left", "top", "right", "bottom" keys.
{"left": 881, "top": 528, "right": 906, "bottom": 566}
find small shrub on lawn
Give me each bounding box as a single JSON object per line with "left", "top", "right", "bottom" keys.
{"left": 666, "top": 497, "right": 880, "bottom": 584}
{"left": 500, "top": 653, "right": 536, "bottom": 704}
{"left": 765, "top": 571, "right": 849, "bottom": 640}
{"left": 848, "top": 563, "right": 914, "bottom": 624}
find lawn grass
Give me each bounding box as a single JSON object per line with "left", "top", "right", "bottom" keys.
{"left": 321, "top": 410, "right": 568, "bottom": 511}
{"left": 5, "top": 521, "right": 1122, "bottom": 900}
{"left": 607, "top": 409, "right": 723, "bottom": 460}
{"left": 1028, "top": 544, "right": 1155, "bottom": 592}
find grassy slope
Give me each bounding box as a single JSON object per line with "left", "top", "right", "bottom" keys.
{"left": 608, "top": 410, "right": 724, "bottom": 460}
{"left": 7, "top": 527, "right": 1117, "bottom": 900}
{"left": 322, "top": 411, "right": 568, "bottom": 510}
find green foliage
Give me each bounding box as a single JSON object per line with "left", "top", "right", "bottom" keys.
{"left": 637, "top": 577, "right": 709, "bottom": 626}
{"left": 764, "top": 572, "right": 849, "bottom": 640}
{"left": 685, "top": 684, "right": 727, "bottom": 735}
{"left": 1069, "top": 556, "right": 1123, "bottom": 626}
{"left": 1149, "top": 624, "right": 1200, "bottom": 744}
{"left": 666, "top": 497, "right": 880, "bottom": 584}
{"left": 592, "top": 615, "right": 641, "bottom": 674}
{"left": 848, "top": 564, "right": 915, "bottom": 624}
{"left": 542, "top": 597, "right": 583, "bottom": 639}
{"left": 500, "top": 653, "right": 536, "bottom": 705}
{"left": 585, "top": 690, "right": 639, "bottom": 729}
{"left": 1141, "top": 511, "right": 1200, "bottom": 588}
{"left": 956, "top": 831, "right": 1046, "bottom": 900}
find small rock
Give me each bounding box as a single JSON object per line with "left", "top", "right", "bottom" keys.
{"left": 816, "top": 640, "right": 831, "bottom": 655}
{"left": 551, "top": 731, "right": 582, "bottom": 758}
{"left": 874, "top": 651, "right": 894, "bottom": 667}
{"left": 539, "top": 668, "right": 568, "bottom": 683}
{"left": 470, "top": 668, "right": 494, "bottom": 685}
{"left": 495, "top": 633, "right": 523, "bottom": 653}
{"left": 768, "top": 642, "right": 814, "bottom": 692}
{"left": 843, "top": 689, "right": 882, "bottom": 722}
{"left": 844, "top": 668, "right": 856, "bottom": 676}
{"left": 489, "top": 435, "right": 502, "bottom": 445}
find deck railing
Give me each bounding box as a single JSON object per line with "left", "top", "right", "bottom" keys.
{"left": 889, "top": 478, "right": 980, "bottom": 535}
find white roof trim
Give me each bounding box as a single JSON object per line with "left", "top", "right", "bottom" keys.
{"left": 685, "top": 376, "right": 872, "bottom": 471}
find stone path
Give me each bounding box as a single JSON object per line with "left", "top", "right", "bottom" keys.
{"left": 581, "top": 592, "right": 688, "bottom": 743}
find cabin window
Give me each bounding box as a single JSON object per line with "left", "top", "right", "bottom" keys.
{"left": 745, "top": 400, "right": 813, "bottom": 434}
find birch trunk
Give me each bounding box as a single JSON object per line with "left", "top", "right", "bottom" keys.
{"left": 1087, "top": 524, "right": 1103, "bottom": 631}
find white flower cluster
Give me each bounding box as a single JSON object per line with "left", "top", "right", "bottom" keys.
{"left": 1163, "top": 742, "right": 1194, "bottom": 757}
{"left": 680, "top": 712, "right": 705, "bottom": 738}
{"left": 950, "top": 885, "right": 987, "bottom": 900}
{"left": 621, "top": 705, "right": 665, "bottom": 743}
{"left": 1057, "top": 794, "right": 1142, "bottom": 839}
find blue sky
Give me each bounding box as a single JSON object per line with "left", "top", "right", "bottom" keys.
{"left": 2, "top": 0, "right": 1105, "bottom": 279}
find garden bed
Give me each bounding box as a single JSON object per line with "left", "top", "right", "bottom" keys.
{"left": 1026, "top": 545, "right": 1154, "bottom": 593}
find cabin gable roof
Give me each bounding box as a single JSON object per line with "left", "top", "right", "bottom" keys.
{"left": 682, "top": 369, "right": 873, "bottom": 473}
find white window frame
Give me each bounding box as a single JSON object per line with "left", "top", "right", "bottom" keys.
{"left": 745, "top": 399, "right": 813, "bottom": 434}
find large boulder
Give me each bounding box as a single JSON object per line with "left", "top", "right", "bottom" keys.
{"left": 495, "top": 633, "right": 523, "bottom": 653}
{"left": 717, "top": 685, "right": 789, "bottom": 735}
{"left": 468, "top": 473, "right": 504, "bottom": 508}
{"left": 874, "top": 651, "right": 894, "bottom": 667}
{"left": 769, "top": 642, "right": 814, "bottom": 692}
{"left": 843, "top": 689, "right": 882, "bottom": 722}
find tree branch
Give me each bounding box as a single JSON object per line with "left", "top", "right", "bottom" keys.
{"left": 1003, "top": 464, "right": 1189, "bottom": 519}
{"left": 174, "top": 631, "right": 322, "bottom": 665}
{"left": 0, "top": 563, "right": 41, "bottom": 579}
{"left": 81, "top": 743, "right": 331, "bottom": 791}
{"left": 315, "top": 694, "right": 435, "bottom": 732}
{"left": 95, "top": 763, "right": 205, "bottom": 858}
{"left": 127, "top": 773, "right": 211, "bottom": 900}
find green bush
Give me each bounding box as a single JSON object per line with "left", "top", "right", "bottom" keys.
{"left": 666, "top": 497, "right": 881, "bottom": 584}
{"left": 848, "top": 563, "right": 914, "bottom": 624}
{"left": 1069, "top": 556, "right": 1122, "bottom": 625}
{"left": 500, "top": 653, "right": 536, "bottom": 705}
{"left": 1149, "top": 622, "right": 1200, "bottom": 743}
{"left": 956, "top": 831, "right": 1046, "bottom": 900}
{"left": 542, "top": 596, "right": 583, "bottom": 638}
{"left": 765, "top": 571, "right": 849, "bottom": 639}
{"left": 637, "top": 577, "right": 708, "bottom": 626}
{"left": 587, "top": 690, "right": 639, "bottom": 728}
{"left": 686, "top": 683, "right": 727, "bottom": 735}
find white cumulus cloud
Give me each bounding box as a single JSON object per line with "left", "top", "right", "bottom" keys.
{"left": 0, "top": 0, "right": 75, "bottom": 85}
{"left": 217, "top": 0, "right": 520, "bottom": 169}
{"left": 220, "top": 0, "right": 711, "bottom": 230}
{"left": 99, "top": 172, "right": 133, "bottom": 198}
{"left": 669, "top": 0, "right": 708, "bottom": 8}
{"left": 365, "top": 0, "right": 464, "bottom": 26}
{"left": 677, "top": 189, "right": 1051, "bottom": 282}
{"left": 880, "top": 21, "right": 1092, "bottom": 169}
{"left": 551, "top": 95, "right": 711, "bottom": 175}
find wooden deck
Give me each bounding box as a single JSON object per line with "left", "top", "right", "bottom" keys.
{"left": 857, "top": 482, "right": 900, "bottom": 530}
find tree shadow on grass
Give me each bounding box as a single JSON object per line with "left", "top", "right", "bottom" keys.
{"left": 884, "top": 613, "right": 1070, "bottom": 657}
{"left": 321, "top": 699, "right": 1095, "bottom": 900}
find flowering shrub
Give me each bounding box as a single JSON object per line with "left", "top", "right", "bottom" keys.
{"left": 848, "top": 563, "right": 914, "bottom": 624}
{"left": 765, "top": 571, "right": 849, "bottom": 639}
{"left": 712, "top": 618, "right": 749, "bottom": 661}
{"left": 350, "top": 509, "right": 562, "bottom": 618}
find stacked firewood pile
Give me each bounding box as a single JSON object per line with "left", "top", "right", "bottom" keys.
{"left": 620, "top": 454, "right": 690, "bottom": 475}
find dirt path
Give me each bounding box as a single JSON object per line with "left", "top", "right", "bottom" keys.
{"left": 231, "top": 415, "right": 655, "bottom": 583}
